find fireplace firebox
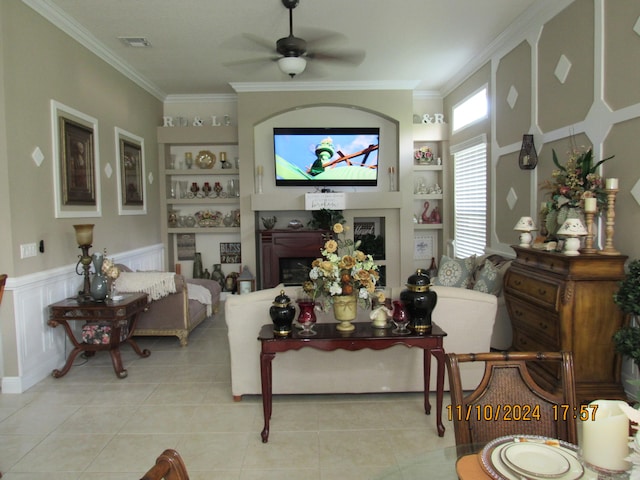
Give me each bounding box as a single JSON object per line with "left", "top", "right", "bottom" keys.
{"left": 259, "top": 230, "right": 328, "bottom": 289}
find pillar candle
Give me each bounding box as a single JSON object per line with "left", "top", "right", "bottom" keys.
{"left": 606, "top": 178, "right": 619, "bottom": 189}
{"left": 580, "top": 399, "right": 630, "bottom": 472}
{"left": 584, "top": 197, "right": 597, "bottom": 213}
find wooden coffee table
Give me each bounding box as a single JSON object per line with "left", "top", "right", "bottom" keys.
{"left": 257, "top": 322, "right": 447, "bottom": 442}
{"left": 48, "top": 293, "right": 150, "bottom": 379}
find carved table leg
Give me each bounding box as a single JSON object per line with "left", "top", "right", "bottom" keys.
{"left": 423, "top": 348, "right": 432, "bottom": 415}
{"left": 431, "top": 347, "right": 446, "bottom": 437}
{"left": 52, "top": 346, "right": 84, "bottom": 378}
{"left": 260, "top": 351, "right": 275, "bottom": 443}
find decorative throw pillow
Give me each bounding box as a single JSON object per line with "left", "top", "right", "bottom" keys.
{"left": 432, "top": 255, "right": 475, "bottom": 288}
{"left": 473, "top": 259, "right": 502, "bottom": 295}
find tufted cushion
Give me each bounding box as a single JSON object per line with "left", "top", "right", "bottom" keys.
{"left": 433, "top": 255, "right": 475, "bottom": 288}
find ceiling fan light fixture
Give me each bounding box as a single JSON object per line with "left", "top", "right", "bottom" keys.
{"left": 278, "top": 56, "right": 306, "bottom": 77}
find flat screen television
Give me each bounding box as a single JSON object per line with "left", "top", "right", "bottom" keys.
{"left": 274, "top": 127, "right": 380, "bottom": 187}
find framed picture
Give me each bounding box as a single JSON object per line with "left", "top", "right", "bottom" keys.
{"left": 177, "top": 234, "right": 196, "bottom": 261}
{"left": 51, "top": 100, "right": 101, "bottom": 218}
{"left": 220, "top": 242, "right": 241, "bottom": 264}
{"left": 115, "top": 127, "right": 146, "bottom": 215}
{"left": 414, "top": 230, "right": 436, "bottom": 260}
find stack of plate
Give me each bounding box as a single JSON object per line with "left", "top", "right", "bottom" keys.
{"left": 480, "top": 435, "right": 596, "bottom": 480}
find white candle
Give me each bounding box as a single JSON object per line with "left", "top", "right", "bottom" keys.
{"left": 257, "top": 165, "right": 263, "bottom": 175}
{"left": 584, "top": 197, "right": 597, "bottom": 213}
{"left": 606, "top": 178, "right": 619, "bottom": 189}
{"left": 580, "top": 399, "right": 630, "bottom": 472}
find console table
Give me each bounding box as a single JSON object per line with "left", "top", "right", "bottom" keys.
{"left": 258, "top": 322, "right": 447, "bottom": 443}
{"left": 48, "top": 293, "right": 150, "bottom": 379}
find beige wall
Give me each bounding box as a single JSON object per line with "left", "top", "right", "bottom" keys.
{"left": 0, "top": 1, "right": 163, "bottom": 278}
{"left": 444, "top": 0, "right": 640, "bottom": 261}
{"left": 0, "top": 1, "right": 162, "bottom": 381}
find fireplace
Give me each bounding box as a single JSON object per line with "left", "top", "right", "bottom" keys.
{"left": 259, "top": 230, "right": 327, "bottom": 289}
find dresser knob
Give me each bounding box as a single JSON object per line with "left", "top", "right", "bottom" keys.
{"left": 514, "top": 280, "right": 522, "bottom": 286}
{"left": 539, "top": 322, "right": 547, "bottom": 329}
{"left": 515, "top": 310, "right": 523, "bottom": 317}
{"left": 538, "top": 288, "right": 546, "bottom": 296}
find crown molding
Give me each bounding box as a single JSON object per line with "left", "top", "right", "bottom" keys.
{"left": 413, "top": 91, "right": 442, "bottom": 100}
{"left": 230, "top": 80, "right": 421, "bottom": 93}
{"left": 439, "top": 0, "right": 574, "bottom": 97}
{"left": 22, "top": 0, "right": 167, "bottom": 101}
{"left": 164, "top": 94, "right": 238, "bottom": 104}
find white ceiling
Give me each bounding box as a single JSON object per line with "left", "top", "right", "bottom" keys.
{"left": 27, "top": 0, "right": 542, "bottom": 98}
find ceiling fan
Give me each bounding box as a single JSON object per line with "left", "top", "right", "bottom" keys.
{"left": 226, "top": 0, "right": 365, "bottom": 78}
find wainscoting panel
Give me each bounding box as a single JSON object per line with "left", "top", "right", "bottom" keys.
{"left": 1, "top": 243, "right": 164, "bottom": 394}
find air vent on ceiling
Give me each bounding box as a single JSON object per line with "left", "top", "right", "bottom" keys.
{"left": 118, "top": 37, "right": 152, "bottom": 48}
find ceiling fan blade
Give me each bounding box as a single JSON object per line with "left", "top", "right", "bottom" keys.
{"left": 307, "top": 49, "right": 366, "bottom": 66}
{"left": 297, "top": 28, "right": 347, "bottom": 48}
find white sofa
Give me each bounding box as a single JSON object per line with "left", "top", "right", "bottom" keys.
{"left": 225, "top": 284, "right": 499, "bottom": 400}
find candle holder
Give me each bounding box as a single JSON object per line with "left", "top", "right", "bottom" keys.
{"left": 580, "top": 210, "right": 597, "bottom": 254}
{"left": 598, "top": 188, "right": 620, "bottom": 256}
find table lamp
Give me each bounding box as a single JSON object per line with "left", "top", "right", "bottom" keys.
{"left": 557, "top": 218, "right": 587, "bottom": 256}
{"left": 73, "top": 224, "right": 94, "bottom": 301}
{"left": 513, "top": 216, "right": 536, "bottom": 247}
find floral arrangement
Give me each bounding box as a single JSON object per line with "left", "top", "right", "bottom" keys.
{"left": 303, "top": 223, "right": 383, "bottom": 309}
{"left": 542, "top": 146, "right": 613, "bottom": 213}
{"left": 541, "top": 145, "right": 613, "bottom": 234}
{"left": 414, "top": 146, "right": 434, "bottom": 164}
{"left": 101, "top": 253, "right": 120, "bottom": 281}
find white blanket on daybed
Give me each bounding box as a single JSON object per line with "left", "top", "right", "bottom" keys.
{"left": 187, "top": 284, "right": 213, "bottom": 316}
{"left": 115, "top": 272, "right": 176, "bottom": 301}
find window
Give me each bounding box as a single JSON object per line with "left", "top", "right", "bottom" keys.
{"left": 452, "top": 87, "right": 488, "bottom": 132}
{"left": 451, "top": 136, "right": 487, "bottom": 258}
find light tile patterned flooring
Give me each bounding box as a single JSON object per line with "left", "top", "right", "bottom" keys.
{"left": 0, "top": 308, "right": 455, "bottom": 479}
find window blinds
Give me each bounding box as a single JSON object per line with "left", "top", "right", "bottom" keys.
{"left": 453, "top": 141, "right": 487, "bottom": 258}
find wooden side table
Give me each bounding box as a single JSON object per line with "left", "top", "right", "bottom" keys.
{"left": 48, "top": 292, "right": 150, "bottom": 379}
{"left": 258, "top": 322, "right": 447, "bottom": 442}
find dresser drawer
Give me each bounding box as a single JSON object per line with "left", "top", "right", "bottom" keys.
{"left": 512, "top": 329, "right": 560, "bottom": 380}
{"left": 508, "top": 298, "right": 560, "bottom": 346}
{"left": 505, "top": 271, "right": 560, "bottom": 310}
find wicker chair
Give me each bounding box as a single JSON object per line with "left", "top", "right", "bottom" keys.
{"left": 140, "top": 449, "right": 189, "bottom": 480}
{"left": 445, "top": 351, "right": 578, "bottom": 447}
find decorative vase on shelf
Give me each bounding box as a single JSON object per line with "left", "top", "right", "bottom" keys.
{"left": 333, "top": 295, "right": 357, "bottom": 332}
{"left": 193, "top": 252, "right": 203, "bottom": 279}
{"left": 211, "top": 264, "right": 225, "bottom": 289}
{"left": 90, "top": 252, "right": 108, "bottom": 302}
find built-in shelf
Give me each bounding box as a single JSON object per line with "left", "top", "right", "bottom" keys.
{"left": 167, "top": 198, "right": 239, "bottom": 205}
{"left": 166, "top": 168, "right": 239, "bottom": 175}
{"left": 168, "top": 227, "right": 240, "bottom": 234}
{"left": 413, "top": 224, "right": 443, "bottom": 230}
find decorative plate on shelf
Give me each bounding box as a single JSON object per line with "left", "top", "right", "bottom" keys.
{"left": 196, "top": 150, "right": 216, "bottom": 169}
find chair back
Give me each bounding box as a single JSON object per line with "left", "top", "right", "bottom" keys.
{"left": 446, "top": 351, "right": 577, "bottom": 447}
{"left": 140, "top": 449, "right": 189, "bottom": 480}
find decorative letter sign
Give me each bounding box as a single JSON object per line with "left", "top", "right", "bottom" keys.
{"left": 305, "top": 192, "right": 346, "bottom": 211}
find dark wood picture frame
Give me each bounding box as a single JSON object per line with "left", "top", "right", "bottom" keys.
{"left": 51, "top": 100, "right": 101, "bottom": 218}
{"left": 61, "top": 118, "right": 95, "bottom": 205}
{"left": 115, "top": 127, "right": 146, "bottom": 215}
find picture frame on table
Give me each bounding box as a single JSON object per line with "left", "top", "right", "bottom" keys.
{"left": 115, "top": 127, "right": 146, "bottom": 215}
{"left": 51, "top": 100, "right": 101, "bottom": 218}
{"left": 237, "top": 278, "right": 255, "bottom": 295}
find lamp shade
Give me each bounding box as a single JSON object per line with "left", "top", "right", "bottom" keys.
{"left": 73, "top": 224, "right": 94, "bottom": 246}
{"left": 278, "top": 56, "right": 306, "bottom": 77}
{"left": 513, "top": 216, "right": 536, "bottom": 232}
{"left": 557, "top": 218, "right": 587, "bottom": 236}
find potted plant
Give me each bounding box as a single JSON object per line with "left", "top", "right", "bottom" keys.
{"left": 612, "top": 259, "right": 640, "bottom": 368}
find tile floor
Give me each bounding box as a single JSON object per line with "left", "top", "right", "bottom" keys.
{"left": 0, "top": 308, "right": 456, "bottom": 479}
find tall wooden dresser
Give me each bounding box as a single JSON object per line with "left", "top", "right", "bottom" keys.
{"left": 503, "top": 246, "right": 627, "bottom": 404}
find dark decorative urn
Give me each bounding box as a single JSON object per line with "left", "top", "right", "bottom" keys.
{"left": 269, "top": 290, "right": 296, "bottom": 337}
{"left": 400, "top": 269, "right": 438, "bottom": 334}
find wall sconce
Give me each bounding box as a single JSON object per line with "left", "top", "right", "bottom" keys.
{"left": 518, "top": 134, "right": 538, "bottom": 170}
{"left": 513, "top": 216, "right": 536, "bottom": 247}
{"left": 557, "top": 218, "right": 587, "bottom": 256}
{"left": 73, "top": 224, "right": 94, "bottom": 302}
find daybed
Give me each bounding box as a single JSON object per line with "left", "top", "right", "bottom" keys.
{"left": 225, "top": 283, "right": 499, "bottom": 400}
{"left": 115, "top": 265, "right": 221, "bottom": 346}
